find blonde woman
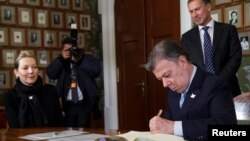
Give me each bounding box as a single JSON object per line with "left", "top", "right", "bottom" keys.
{"left": 4, "top": 51, "right": 63, "bottom": 128}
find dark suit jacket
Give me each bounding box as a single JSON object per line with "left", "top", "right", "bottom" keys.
{"left": 165, "top": 68, "right": 237, "bottom": 141}
{"left": 181, "top": 22, "right": 242, "bottom": 97}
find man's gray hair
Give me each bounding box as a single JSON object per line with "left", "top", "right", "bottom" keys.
{"left": 145, "top": 39, "right": 191, "bottom": 71}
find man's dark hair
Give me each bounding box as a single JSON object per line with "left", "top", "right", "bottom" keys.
{"left": 61, "top": 37, "right": 73, "bottom": 47}
{"left": 145, "top": 39, "right": 191, "bottom": 71}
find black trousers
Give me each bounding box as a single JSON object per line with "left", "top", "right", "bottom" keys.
{"left": 63, "top": 100, "right": 91, "bottom": 128}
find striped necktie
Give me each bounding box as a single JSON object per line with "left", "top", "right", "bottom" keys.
{"left": 203, "top": 26, "right": 215, "bottom": 74}
{"left": 179, "top": 92, "right": 187, "bottom": 108}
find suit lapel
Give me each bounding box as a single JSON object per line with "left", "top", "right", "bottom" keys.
{"left": 212, "top": 22, "right": 221, "bottom": 54}
{"left": 191, "top": 27, "right": 204, "bottom": 66}
{"left": 181, "top": 68, "right": 206, "bottom": 112}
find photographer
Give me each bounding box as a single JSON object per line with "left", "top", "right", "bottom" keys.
{"left": 46, "top": 37, "right": 102, "bottom": 127}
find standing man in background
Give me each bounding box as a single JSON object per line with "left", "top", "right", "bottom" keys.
{"left": 46, "top": 37, "right": 102, "bottom": 127}
{"left": 181, "top": 0, "right": 242, "bottom": 97}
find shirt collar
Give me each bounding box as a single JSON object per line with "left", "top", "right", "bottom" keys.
{"left": 183, "top": 65, "right": 197, "bottom": 94}
{"left": 198, "top": 19, "right": 214, "bottom": 31}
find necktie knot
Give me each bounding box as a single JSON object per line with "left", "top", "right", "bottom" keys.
{"left": 202, "top": 26, "right": 209, "bottom": 32}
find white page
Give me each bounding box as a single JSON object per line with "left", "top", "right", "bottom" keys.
{"left": 19, "top": 130, "right": 86, "bottom": 140}
{"left": 49, "top": 133, "right": 110, "bottom": 141}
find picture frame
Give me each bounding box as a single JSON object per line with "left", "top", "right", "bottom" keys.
{"left": 51, "top": 11, "right": 64, "bottom": 28}
{"left": 72, "top": 0, "right": 84, "bottom": 11}
{"left": 42, "top": 0, "right": 55, "bottom": 8}
{"left": 0, "top": 6, "right": 16, "bottom": 24}
{"left": 0, "top": 27, "right": 8, "bottom": 46}
{"left": 0, "top": 71, "right": 10, "bottom": 89}
{"left": 9, "top": 0, "right": 23, "bottom": 4}
{"left": 224, "top": 4, "right": 243, "bottom": 28}
{"left": 52, "top": 50, "right": 61, "bottom": 60}
{"left": 35, "top": 9, "right": 48, "bottom": 28}
{"left": 10, "top": 28, "right": 25, "bottom": 47}
{"left": 211, "top": 8, "right": 223, "bottom": 23}
{"left": 45, "top": 74, "right": 58, "bottom": 86}
{"left": 36, "top": 50, "right": 50, "bottom": 67}
{"left": 58, "top": 31, "right": 70, "bottom": 46}
{"left": 58, "top": 0, "right": 70, "bottom": 9}
{"left": 237, "top": 56, "right": 250, "bottom": 93}
{"left": 26, "top": 0, "right": 40, "bottom": 6}
{"left": 238, "top": 31, "right": 250, "bottom": 55}
{"left": 244, "top": 2, "right": 250, "bottom": 28}
{"left": 80, "top": 14, "right": 91, "bottom": 31}
{"left": 27, "top": 29, "right": 42, "bottom": 47}
{"left": 2, "top": 49, "right": 17, "bottom": 68}
{"left": 214, "top": 0, "right": 232, "bottom": 5}
{"left": 38, "top": 70, "right": 44, "bottom": 80}
{"left": 44, "top": 30, "right": 57, "bottom": 47}
{"left": 78, "top": 32, "right": 87, "bottom": 49}
{"left": 65, "top": 13, "right": 78, "bottom": 29}
{"left": 18, "top": 8, "right": 33, "bottom": 26}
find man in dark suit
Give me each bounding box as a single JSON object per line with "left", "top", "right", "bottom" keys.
{"left": 145, "top": 39, "right": 237, "bottom": 141}
{"left": 181, "top": 0, "right": 242, "bottom": 97}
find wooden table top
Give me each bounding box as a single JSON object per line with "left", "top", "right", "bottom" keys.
{"left": 0, "top": 127, "right": 122, "bottom": 141}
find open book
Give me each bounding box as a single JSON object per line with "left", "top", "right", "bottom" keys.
{"left": 117, "top": 131, "right": 185, "bottom": 141}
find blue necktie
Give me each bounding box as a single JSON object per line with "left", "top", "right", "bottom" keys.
{"left": 71, "top": 63, "right": 78, "bottom": 103}
{"left": 179, "top": 92, "right": 187, "bottom": 108}
{"left": 203, "top": 26, "right": 215, "bottom": 74}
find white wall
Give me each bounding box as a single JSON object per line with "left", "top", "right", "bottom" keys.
{"left": 180, "top": 0, "right": 192, "bottom": 35}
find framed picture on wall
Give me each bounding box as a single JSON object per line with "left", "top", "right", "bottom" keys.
{"left": 238, "top": 31, "right": 250, "bottom": 55}
{"left": 18, "top": 8, "right": 33, "bottom": 26}
{"left": 0, "top": 6, "right": 16, "bottom": 24}
{"left": 244, "top": 2, "right": 250, "bottom": 28}
{"left": 65, "top": 13, "right": 78, "bottom": 29}
{"left": 42, "top": 0, "right": 55, "bottom": 7}
{"left": 27, "top": 29, "right": 42, "bottom": 47}
{"left": 52, "top": 50, "right": 61, "bottom": 60}
{"left": 26, "top": 0, "right": 40, "bottom": 6}
{"left": 78, "top": 32, "right": 86, "bottom": 49}
{"left": 45, "top": 74, "right": 58, "bottom": 86}
{"left": 72, "top": 0, "right": 83, "bottom": 11}
{"left": 10, "top": 28, "right": 25, "bottom": 47}
{"left": 9, "top": 0, "right": 23, "bottom": 4}
{"left": 51, "top": 11, "right": 64, "bottom": 28}
{"left": 37, "top": 50, "right": 50, "bottom": 67}
{"left": 44, "top": 30, "right": 57, "bottom": 47}
{"left": 224, "top": 4, "right": 243, "bottom": 28}
{"left": 80, "top": 14, "right": 91, "bottom": 31}
{"left": 0, "top": 71, "right": 10, "bottom": 89}
{"left": 35, "top": 9, "right": 48, "bottom": 28}
{"left": 237, "top": 56, "right": 250, "bottom": 93}
{"left": 214, "top": 0, "right": 232, "bottom": 5}
{"left": 58, "top": 0, "right": 70, "bottom": 9}
{"left": 211, "top": 8, "right": 223, "bottom": 23}
{"left": 0, "top": 28, "right": 8, "bottom": 46}
{"left": 2, "top": 49, "right": 17, "bottom": 68}
{"left": 58, "top": 31, "right": 70, "bottom": 46}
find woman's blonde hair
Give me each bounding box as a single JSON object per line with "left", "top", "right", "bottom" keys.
{"left": 14, "top": 50, "right": 37, "bottom": 69}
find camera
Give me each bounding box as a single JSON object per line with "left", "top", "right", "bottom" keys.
{"left": 68, "top": 24, "right": 82, "bottom": 59}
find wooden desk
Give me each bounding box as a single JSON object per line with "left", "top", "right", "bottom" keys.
{"left": 0, "top": 127, "right": 121, "bottom": 141}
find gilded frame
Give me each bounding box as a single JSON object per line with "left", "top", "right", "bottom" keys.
{"left": 2, "top": 49, "right": 17, "bottom": 68}
{"left": 0, "top": 27, "right": 8, "bottom": 46}
{"left": 0, "top": 70, "right": 10, "bottom": 89}
{"left": 10, "top": 28, "right": 25, "bottom": 47}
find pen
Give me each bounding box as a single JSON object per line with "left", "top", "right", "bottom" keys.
{"left": 157, "top": 109, "right": 163, "bottom": 116}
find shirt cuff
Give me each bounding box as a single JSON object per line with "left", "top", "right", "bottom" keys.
{"left": 174, "top": 121, "right": 183, "bottom": 136}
